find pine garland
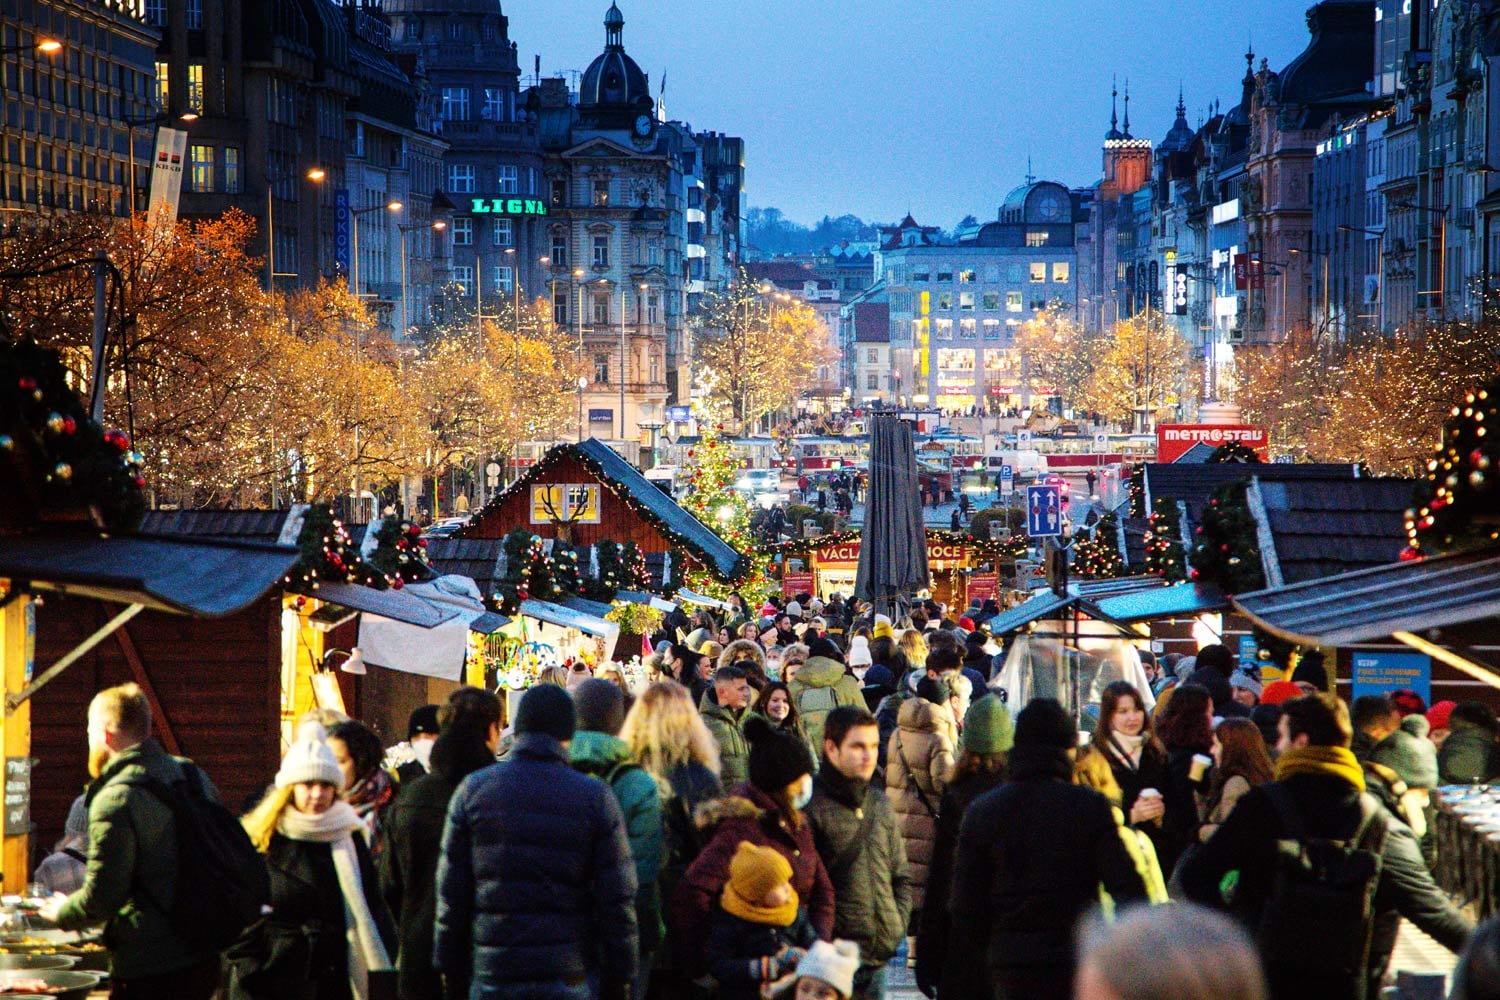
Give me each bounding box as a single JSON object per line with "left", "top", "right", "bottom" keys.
{"left": 1406, "top": 373, "right": 1499, "bottom": 558}
{"left": 1190, "top": 481, "right": 1266, "bottom": 594}
{"left": 1208, "top": 441, "right": 1262, "bottom": 464}
{"left": 287, "top": 505, "right": 389, "bottom": 590}
{"left": 365, "top": 517, "right": 434, "bottom": 588}
{"left": 1128, "top": 464, "right": 1146, "bottom": 518}
{"left": 1143, "top": 497, "right": 1186, "bottom": 582}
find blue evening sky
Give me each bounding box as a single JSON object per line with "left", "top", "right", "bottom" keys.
{"left": 508, "top": 1, "right": 1326, "bottom": 228}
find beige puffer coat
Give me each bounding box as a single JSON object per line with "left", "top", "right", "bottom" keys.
{"left": 885, "top": 697, "right": 957, "bottom": 910}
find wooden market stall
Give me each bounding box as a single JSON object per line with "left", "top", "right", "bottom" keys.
{"left": 774, "top": 529, "right": 1009, "bottom": 609}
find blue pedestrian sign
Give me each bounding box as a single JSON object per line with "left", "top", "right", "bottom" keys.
{"left": 1026, "top": 484, "right": 1062, "bottom": 538}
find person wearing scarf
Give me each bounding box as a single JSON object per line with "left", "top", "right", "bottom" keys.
{"left": 1178, "top": 694, "right": 1471, "bottom": 1000}
{"left": 227, "top": 723, "right": 397, "bottom": 1000}
{"left": 328, "top": 721, "right": 396, "bottom": 858}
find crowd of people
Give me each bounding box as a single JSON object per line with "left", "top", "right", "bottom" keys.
{"left": 29, "top": 591, "right": 1500, "bottom": 1000}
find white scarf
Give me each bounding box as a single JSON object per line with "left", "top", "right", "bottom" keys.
{"left": 278, "top": 801, "right": 392, "bottom": 1000}
{"left": 1110, "top": 731, "right": 1147, "bottom": 768}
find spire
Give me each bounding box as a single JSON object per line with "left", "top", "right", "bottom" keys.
{"left": 1025, "top": 154, "right": 1034, "bottom": 185}
{"left": 1106, "top": 75, "right": 1123, "bottom": 141}
{"left": 1122, "top": 78, "right": 1131, "bottom": 138}
{"left": 1176, "top": 84, "right": 1186, "bottom": 120}
{"left": 1243, "top": 44, "right": 1255, "bottom": 86}
{"left": 605, "top": 2, "right": 624, "bottom": 49}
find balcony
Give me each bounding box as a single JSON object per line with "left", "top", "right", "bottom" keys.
{"left": 436, "top": 119, "right": 537, "bottom": 146}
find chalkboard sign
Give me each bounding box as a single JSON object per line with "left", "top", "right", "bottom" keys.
{"left": 5, "top": 758, "right": 31, "bottom": 837}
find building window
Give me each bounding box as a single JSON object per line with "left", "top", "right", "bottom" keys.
{"left": 937, "top": 292, "right": 953, "bottom": 310}
{"left": 186, "top": 0, "right": 202, "bottom": 29}
{"left": 494, "top": 265, "right": 512, "bottom": 294}
{"left": 912, "top": 269, "right": 930, "bottom": 282}
{"left": 593, "top": 293, "right": 610, "bottom": 324}
{"left": 452, "top": 266, "right": 474, "bottom": 295}
{"left": 959, "top": 319, "right": 977, "bottom": 339}
{"left": 1052, "top": 261, "right": 1071, "bottom": 282}
{"left": 223, "top": 147, "right": 241, "bottom": 193}
{"left": 550, "top": 232, "right": 568, "bottom": 266}
{"left": 554, "top": 291, "right": 569, "bottom": 325}
{"left": 447, "top": 19, "right": 464, "bottom": 40}
{"left": 451, "top": 218, "right": 472, "bottom": 245}
{"left": 936, "top": 267, "right": 954, "bottom": 282}
{"left": 592, "top": 177, "right": 610, "bottom": 206}
{"left": 551, "top": 179, "right": 567, "bottom": 206}
{"left": 592, "top": 234, "right": 609, "bottom": 268}
{"left": 440, "top": 87, "right": 469, "bottom": 121}
{"left": 492, "top": 218, "right": 513, "bottom": 246}
{"left": 145, "top": 0, "right": 165, "bottom": 26}
{"left": 959, "top": 269, "right": 976, "bottom": 283}
{"left": 593, "top": 354, "right": 610, "bottom": 383}
{"left": 1006, "top": 292, "right": 1023, "bottom": 312}
{"left": 983, "top": 319, "right": 1001, "bottom": 339}
{"left": 1030, "top": 262, "right": 1046, "bottom": 283}
{"left": 983, "top": 292, "right": 1000, "bottom": 310}
{"left": 497, "top": 165, "right": 518, "bottom": 194}
{"left": 1026, "top": 231, "right": 1049, "bottom": 247}
{"left": 1007, "top": 264, "right": 1024, "bottom": 282}
{"left": 188, "top": 144, "right": 212, "bottom": 192}
{"left": 983, "top": 263, "right": 1002, "bottom": 282}
{"left": 154, "top": 61, "right": 169, "bottom": 111}
{"left": 447, "top": 163, "right": 474, "bottom": 193}
{"left": 186, "top": 63, "right": 204, "bottom": 113}
{"left": 935, "top": 318, "right": 953, "bottom": 339}
{"left": 959, "top": 292, "right": 975, "bottom": 311}
{"left": 648, "top": 293, "right": 660, "bottom": 323}
{"left": 482, "top": 87, "right": 505, "bottom": 122}
{"left": 867, "top": 374, "right": 879, "bottom": 390}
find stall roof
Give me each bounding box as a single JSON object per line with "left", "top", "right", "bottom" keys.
{"left": 559, "top": 595, "right": 615, "bottom": 619}
{"left": 519, "top": 598, "right": 615, "bottom": 637}
{"left": 1092, "top": 582, "right": 1227, "bottom": 623}
{"left": 424, "top": 537, "right": 505, "bottom": 597}
{"left": 1071, "top": 576, "right": 1167, "bottom": 600}
{"left": 311, "top": 581, "right": 460, "bottom": 629}
{"left": 468, "top": 611, "right": 511, "bottom": 635}
{"left": 0, "top": 534, "right": 298, "bottom": 617}
{"left": 1233, "top": 547, "right": 1500, "bottom": 646}
{"left": 1143, "top": 462, "right": 1359, "bottom": 523}
{"left": 988, "top": 591, "right": 1073, "bottom": 635}
{"left": 1251, "top": 477, "right": 1415, "bottom": 585}
{"left": 138, "top": 509, "right": 292, "bottom": 542}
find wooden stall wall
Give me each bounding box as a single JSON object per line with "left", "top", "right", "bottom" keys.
{"left": 467, "top": 454, "right": 675, "bottom": 552}
{"left": 28, "top": 594, "right": 282, "bottom": 857}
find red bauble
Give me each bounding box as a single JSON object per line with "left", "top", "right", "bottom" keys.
{"left": 104, "top": 429, "right": 131, "bottom": 452}
{"left": 61, "top": 416, "right": 76, "bottom": 435}
{"left": 391, "top": 576, "right": 405, "bottom": 590}
{"left": 1189, "top": 569, "right": 1200, "bottom": 580}
{"left": 1472, "top": 448, "right": 1487, "bottom": 467}
{"left": 293, "top": 596, "right": 307, "bottom": 610}
{"left": 17, "top": 377, "right": 35, "bottom": 391}
{"left": 132, "top": 475, "right": 146, "bottom": 487}
{"left": 688, "top": 449, "right": 696, "bottom": 457}
{"left": 1399, "top": 546, "right": 1421, "bottom": 562}
{"left": 417, "top": 538, "right": 428, "bottom": 548}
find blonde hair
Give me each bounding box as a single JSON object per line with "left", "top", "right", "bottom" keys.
{"left": 899, "top": 629, "right": 928, "bottom": 669}
{"left": 298, "top": 707, "right": 349, "bottom": 729}
{"left": 619, "top": 682, "right": 722, "bottom": 787}
{"left": 782, "top": 643, "right": 810, "bottom": 666}
{"left": 537, "top": 666, "right": 568, "bottom": 688}
{"left": 241, "top": 783, "right": 296, "bottom": 852}
{"left": 90, "top": 683, "right": 151, "bottom": 743}
{"left": 718, "top": 639, "right": 766, "bottom": 672}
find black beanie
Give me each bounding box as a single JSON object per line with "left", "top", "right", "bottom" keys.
{"left": 744, "top": 714, "right": 813, "bottom": 792}
{"left": 1013, "top": 698, "right": 1075, "bottom": 750}
{"left": 916, "top": 676, "right": 947, "bottom": 706}
{"left": 515, "top": 684, "right": 576, "bottom": 742}
{"left": 574, "top": 678, "right": 625, "bottom": 735}
{"left": 408, "top": 704, "right": 441, "bottom": 739}
{"left": 807, "top": 637, "right": 844, "bottom": 663}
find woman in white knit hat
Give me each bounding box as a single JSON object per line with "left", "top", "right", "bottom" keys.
{"left": 226, "top": 722, "right": 396, "bottom": 1000}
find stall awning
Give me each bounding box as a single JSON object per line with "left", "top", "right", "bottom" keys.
{"left": 312, "top": 581, "right": 460, "bottom": 629}
{"left": 468, "top": 611, "right": 511, "bottom": 635}
{"left": 520, "top": 599, "right": 616, "bottom": 638}
{"left": 1092, "top": 583, "right": 1227, "bottom": 624}
{"left": 988, "top": 591, "right": 1073, "bottom": 635}
{"left": 0, "top": 534, "right": 299, "bottom": 617}
{"left": 356, "top": 576, "right": 488, "bottom": 681}
{"left": 1071, "top": 576, "right": 1169, "bottom": 600}
{"left": 560, "top": 596, "right": 615, "bottom": 619}
{"left": 1232, "top": 548, "right": 1500, "bottom": 646}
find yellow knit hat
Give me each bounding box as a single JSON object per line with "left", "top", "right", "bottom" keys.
{"left": 873, "top": 621, "right": 894, "bottom": 641}
{"left": 721, "top": 841, "right": 799, "bottom": 926}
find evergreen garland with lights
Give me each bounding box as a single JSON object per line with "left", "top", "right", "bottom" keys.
{"left": 1406, "top": 373, "right": 1500, "bottom": 558}
{"left": 1190, "top": 481, "right": 1266, "bottom": 594}
{"left": 621, "top": 541, "right": 648, "bottom": 590}
{"left": 493, "top": 529, "right": 555, "bottom": 612}
{"left": 365, "top": 518, "right": 434, "bottom": 588}
{"left": 550, "top": 537, "right": 581, "bottom": 595}
{"left": 1128, "top": 464, "right": 1146, "bottom": 517}
{"left": 1074, "top": 512, "right": 1127, "bottom": 579}
{"left": 1208, "top": 441, "right": 1262, "bottom": 464}
{"left": 287, "top": 505, "right": 389, "bottom": 590}
{"left": 1143, "top": 497, "right": 1187, "bottom": 582}
{"left": 0, "top": 340, "right": 146, "bottom": 532}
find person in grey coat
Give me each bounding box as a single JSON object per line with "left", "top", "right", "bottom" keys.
{"left": 435, "top": 685, "right": 638, "bottom": 1000}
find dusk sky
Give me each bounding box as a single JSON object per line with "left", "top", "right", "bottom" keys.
{"left": 509, "top": 1, "right": 1325, "bottom": 229}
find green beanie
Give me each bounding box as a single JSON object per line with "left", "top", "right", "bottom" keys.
{"left": 962, "top": 693, "right": 1014, "bottom": 755}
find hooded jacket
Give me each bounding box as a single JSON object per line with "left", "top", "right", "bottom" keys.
{"left": 570, "top": 729, "right": 667, "bottom": 955}
{"left": 671, "top": 783, "right": 836, "bottom": 973}
{"left": 434, "top": 733, "right": 639, "bottom": 997}
{"left": 380, "top": 729, "right": 497, "bottom": 1000}
{"left": 700, "top": 690, "right": 751, "bottom": 787}
{"left": 1438, "top": 717, "right": 1498, "bottom": 785}
{"left": 885, "top": 698, "right": 957, "bottom": 910}
{"left": 788, "top": 656, "right": 865, "bottom": 752}
{"left": 804, "top": 761, "right": 913, "bottom": 967}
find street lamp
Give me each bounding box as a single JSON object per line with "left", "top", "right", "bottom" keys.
{"left": 265, "top": 167, "right": 326, "bottom": 290}
{"left": 0, "top": 38, "right": 61, "bottom": 55}
{"left": 1339, "top": 225, "right": 1387, "bottom": 333}
{"left": 349, "top": 200, "right": 403, "bottom": 299}
{"left": 398, "top": 220, "right": 446, "bottom": 341}
{"left": 118, "top": 111, "right": 199, "bottom": 215}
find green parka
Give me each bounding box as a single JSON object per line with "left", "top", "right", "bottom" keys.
{"left": 788, "top": 657, "right": 865, "bottom": 754}
{"left": 699, "top": 691, "right": 751, "bottom": 787}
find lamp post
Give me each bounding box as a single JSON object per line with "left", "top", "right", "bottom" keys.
{"left": 0, "top": 38, "right": 61, "bottom": 55}
{"left": 118, "top": 111, "right": 198, "bottom": 216}
{"left": 265, "top": 167, "right": 325, "bottom": 290}
{"left": 398, "top": 219, "right": 446, "bottom": 341}
{"left": 1338, "top": 224, "right": 1387, "bottom": 334}
{"left": 349, "top": 200, "right": 403, "bottom": 300}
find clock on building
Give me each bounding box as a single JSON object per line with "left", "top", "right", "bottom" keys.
{"left": 634, "top": 114, "right": 653, "bottom": 137}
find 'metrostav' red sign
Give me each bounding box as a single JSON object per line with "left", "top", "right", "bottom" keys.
{"left": 1156, "top": 424, "right": 1269, "bottom": 463}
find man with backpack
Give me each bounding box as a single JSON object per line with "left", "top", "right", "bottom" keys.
{"left": 571, "top": 679, "right": 666, "bottom": 995}
{"left": 1179, "top": 693, "right": 1471, "bottom": 1000}
{"left": 789, "top": 638, "right": 865, "bottom": 753}
{"left": 40, "top": 682, "right": 258, "bottom": 1000}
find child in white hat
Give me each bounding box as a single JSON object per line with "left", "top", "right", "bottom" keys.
{"left": 771, "top": 939, "right": 860, "bottom": 1000}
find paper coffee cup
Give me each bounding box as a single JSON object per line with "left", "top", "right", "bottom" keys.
{"left": 1138, "top": 787, "right": 1161, "bottom": 800}
{"left": 1190, "top": 753, "right": 1213, "bottom": 781}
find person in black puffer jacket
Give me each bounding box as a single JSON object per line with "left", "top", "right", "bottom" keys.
{"left": 435, "top": 685, "right": 638, "bottom": 1000}
{"left": 381, "top": 688, "right": 500, "bottom": 1000}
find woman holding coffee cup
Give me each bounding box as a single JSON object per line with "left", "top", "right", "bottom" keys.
{"left": 1152, "top": 682, "right": 1216, "bottom": 876}
{"left": 1093, "top": 682, "right": 1171, "bottom": 855}
{"left": 1196, "top": 718, "right": 1273, "bottom": 842}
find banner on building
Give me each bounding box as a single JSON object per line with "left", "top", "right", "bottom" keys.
{"left": 334, "top": 189, "right": 352, "bottom": 282}
{"left": 1156, "top": 424, "right": 1269, "bottom": 462}
{"left": 1232, "top": 254, "right": 1263, "bottom": 291}
{"left": 146, "top": 127, "right": 188, "bottom": 221}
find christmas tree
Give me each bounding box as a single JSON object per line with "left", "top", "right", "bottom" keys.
{"left": 1208, "top": 441, "right": 1262, "bottom": 464}
{"left": 1143, "top": 497, "right": 1187, "bottom": 581}
{"left": 493, "top": 528, "right": 556, "bottom": 612}
{"left": 680, "top": 411, "right": 771, "bottom": 603}
{"left": 550, "top": 538, "right": 581, "bottom": 596}
{"left": 1407, "top": 373, "right": 1500, "bottom": 557}
{"left": 366, "top": 517, "right": 434, "bottom": 589}
{"left": 1074, "top": 512, "right": 1127, "bottom": 579}
{"left": 1190, "top": 481, "right": 1266, "bottom": 594}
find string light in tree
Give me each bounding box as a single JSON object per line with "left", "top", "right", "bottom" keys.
{"left": 1144, "top": 497, "right": 1187, "bottom": 582}
{"left": 1406, "top": 373, "right": 1499, "bottom": 558}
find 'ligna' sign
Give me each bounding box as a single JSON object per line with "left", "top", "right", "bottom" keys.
{"left": 469, "top": 198, "right": 549, "bottom": 217}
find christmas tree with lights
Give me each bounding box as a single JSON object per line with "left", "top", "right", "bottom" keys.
{"left": 680, "top": 392, "right": 771, "bottom": 602}
{"left": 1406, "top": 373, "right": 1500, "bottom": 558}
{"left": 1190, "top": 481, "right": 1266, "bottom": 594}
{"left": 1144, "top": 497, "right": 1187, "bottom": 581}
{"left": 1074, "top": 512, "right": 1127, "bottom": 579}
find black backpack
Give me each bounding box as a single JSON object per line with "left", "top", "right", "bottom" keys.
{"left": 1256, "top": 785, "right": 1389, "bottom": 994}
{"left": 129, "top": 763, "right": 271, "bottom": 954}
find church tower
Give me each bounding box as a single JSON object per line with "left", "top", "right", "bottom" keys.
{"left": 1101, "top": 78, "right": 1152, "bottom": 199}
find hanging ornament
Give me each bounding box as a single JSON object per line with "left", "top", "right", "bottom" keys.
{"left": 52, "top": 462, "right": 72, "bottom": 481}
{"left": 45, "top": 412, "right": 66, "bottom": 434}
{"left": 103, "top": 429, "right": 130, "bottom": 452}
{"left": 0, "top": 435, "right": 12, "bottom": 452}
{"left": 17, "top": 376, "right": 36, "bottom": 391}
{"left": 61, "top": 416, "right": 76, "bottom": 435}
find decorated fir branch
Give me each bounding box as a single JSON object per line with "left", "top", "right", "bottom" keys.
{"left": 0, "top": 340, "right": 146, "bottom": 532}
{"left": 1073, "top": 512, "right": 1127, "bottom": 579}
{"left": 1143, "top": 497, "right": 1187, "bottom": 582}
{"left": 365, "top": 517, "right": 435, "bottom": 587}
{"left": 1406, "top": 373, "right": 1499, "bottom": 558}
{"left": 1127, "top": 464, "right": 1146, "bottom": 518}
{"left": 286, "top": 505, "right": 389, "bottom": 590}
{"left": 1189, "top": 482, "right": 1266, "bottom": 594}
{"left": 1207, "top": 441, "right": 1262, "bottom": 464}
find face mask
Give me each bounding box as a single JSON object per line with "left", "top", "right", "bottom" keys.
{"left": 412, "top": 738, "right": 435, "bottom": 771}
{"left": 791, "top": 775, "right": 814, "bottom": 810}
